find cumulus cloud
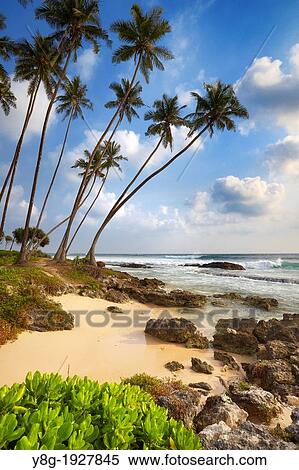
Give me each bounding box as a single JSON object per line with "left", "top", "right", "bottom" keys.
{"left": 74, "top": 48, "right": 99, "bottom": 81}
{"left": 238, "top": 43, "right": 299, "bottom": 133}
{"left": 0, "top": 79, "right": 56, "bottom": 141}
{"left": 211, "top": 176, "right": 284, "bottom": 216}
{"left": 265, "top": 135, "right": 299, "bottom": 178}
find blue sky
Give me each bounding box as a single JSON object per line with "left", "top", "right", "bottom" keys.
{"left": 1, "top": 0, "right": 299, "bottom": 254}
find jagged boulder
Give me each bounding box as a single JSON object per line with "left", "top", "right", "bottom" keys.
{"left": 185, "top": 332, "right": 209, "bottom": 349}
{"left": 164, "top": 361, "right": 184, "bottom": 372}
{"left": 156, "top": 388, "right": 202, "bottom": 428}
{"left": 145, "top": 317, "right": 196, "bottom": 343}
{"left": 213, "top": 329, "right": 258, "bottom": 355}
{"left": 194, "top": 394, "right": 248, "bottom": 432}
{"left": 191, "top": 358, "right": 214, "bottom": 374}
{"left": 199, "top": 262, "right": 245, "bottom": 270}
{"left": 242, "top": 359, "right": 299, "bottom": 398}
{"left": 257, "top": 340, "right": 298, "bottom": 360}
{"left": 204, "top": 421, "right": 296, "bottom": 450}
{"left": 214, "top": 350, "right": 240, "bottom": 370}
{"left": 228, "top": 382, "right": 281, "bottom": 423}
{"left": 253, "top": 319, "right": 297, "bottom": 344}
{"left": 286, "top": 408, "right": 299, "bottom": 443}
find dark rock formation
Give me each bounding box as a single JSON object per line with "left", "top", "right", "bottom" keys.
{"left": 185, "top": 332, "right": 209, "bottom": 349}
{"left": 213, "top": 328, "right": 258, "bottom": 355}
{"left": 188, "top": 382, "right": 212, "bottom": 391}
{"left": 145, "top": 318, "right": 209, "bottom": 348}
{"left": 106, "top": 305, "right": 125, "bottom": 314}
{"left": 191, "top": 358, "right": 214, "bottom": 374}
{"left": 214, "top": 350, "right": 240, "bottom": 370}
{"left": 156, "top": 388, "right": 202, "bottom": 428}
{"left": 186, "top": 262, "right": 245, "bottom": 270}
{"left": 194, "top": 394, "right": 248, "bottom": 432}
{"left": 164, "top": 361, "right": 184, "bottom": 372}
{"left": 286, "top": 408, "right": 299, "bottom": 444}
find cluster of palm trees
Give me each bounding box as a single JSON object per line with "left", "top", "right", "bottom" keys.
{"left": 0, "top": 1, "right": 249, "bottom": 266}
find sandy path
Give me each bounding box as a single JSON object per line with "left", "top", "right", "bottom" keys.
{"left": 0, "top": 294, "right": 248, "bottom": 390}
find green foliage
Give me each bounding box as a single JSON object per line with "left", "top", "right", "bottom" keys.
{"left": 12, "top": 227, "right": 50, "bottom": 247}
{"left": 0, "top": 250, "right": 19, "bottom": 265}
{"left": 0, "top": 372, "right": 201, "bottom": 450}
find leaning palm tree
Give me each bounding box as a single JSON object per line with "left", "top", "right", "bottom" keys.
{"left": 33, "top": 76, "right": 93, "bottom": 235}
{"left": 54, "top": 3, "right": 173, "bottom": 262}
{"left": 86, "top": 82, "right": 249, "bottom": 265}
{"left": 0, "top": 34, "right": 59, "bottom": 238}
{"left": 86, "top": 95, "right": 187, "bottom": 264}
{"left": 19, "top": 0, "right": 110, "bottom": 263}
{"left": 105, "top": 79, "right": 144, "bottom": 122}
{"left": 67, "top": 141, "right": 127, "bottom": 251}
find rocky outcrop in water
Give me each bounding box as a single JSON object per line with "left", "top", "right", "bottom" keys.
{"left": 183, "top": 262, "right": 245, "bottom": 270}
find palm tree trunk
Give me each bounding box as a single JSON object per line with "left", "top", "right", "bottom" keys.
{"left": 30, "top": 174, "right": 97, "bottom": 253}
{"left": 19, "top": 50, "right": 72, "bottom": 263}
{"left": 31, "top": 108, "right": 74, "bottom": 240}
{"left": 54, "top": 112, "right": 123, "bottom": 262}
{"left": 10, "top": 239, "right": 14, "bottom": 251}
{"left": 0, "top": 81, "right": 41, "bottom": 237}
{"left": 54, "top": 54, "right": 142, "bottom": 262}
{"left": 87, "top": 125, "right": 210, "bottom": 265}
{"left": 67, "top": 169, "right": 109, "bottom": 252}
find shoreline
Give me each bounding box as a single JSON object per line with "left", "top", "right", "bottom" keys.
{"left": 0, "top": 293, "right": 249, "bottom": 389}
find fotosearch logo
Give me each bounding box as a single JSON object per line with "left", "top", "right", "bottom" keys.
{"left": 36, "top": 307, "right": 259, "bottom": 329}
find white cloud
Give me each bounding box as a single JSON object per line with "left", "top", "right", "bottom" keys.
{"left": 74, "top": 49, "right": 99, "bottom": 81}
{"left": 211, "top": 175, "right": 284, "bottom": 216}
{"left": 0, "top": 185, "right": 39, "bottom": 230}
{"left": 237, "top": 43, "right": 299, "bottom": 133}
{"left": 0, "top": 79, "right": 56, "bottom": 141}
{"left": 265, "top": 135, "right": 299, "bottom": 178}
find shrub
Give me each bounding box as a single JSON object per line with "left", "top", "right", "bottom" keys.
{"left": 0, "top": 372, "right": 201, "bottom": 450}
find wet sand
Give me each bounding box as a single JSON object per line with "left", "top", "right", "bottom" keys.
{"left": 0, "top": 294, "right": 249, "bottom": 388}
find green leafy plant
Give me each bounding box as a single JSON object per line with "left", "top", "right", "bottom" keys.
{"left": 0, "top": 372, "right": 202, "bottom": 450}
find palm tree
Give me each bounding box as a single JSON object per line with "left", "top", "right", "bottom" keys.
{"left": 0, "top": 34, "right": 59, "bottom": 238}
{"left": 86, "top": 95, "right": 187, "bottom": 264}
{"left": 0, "top": 13, "right": 16, "bottom": 115}
{"left": 19, "top": 0, "right": 110, "bottom": 263}
{"left": 67, "top": 141, "right": 127, "bottom": 251}
{"left": 105, "top": 79, "right": 144, "bottom": 122}
{"left": 32, "top": 76, "right": 93, "bottom": 237}
{"left": 0, "top": 77, "right": 16, "bottom": 115}
{"left": 54, "top": 3, "right": 173, "bottom": 262}
{"left": 86, "top": 82, "right": 249, "bottom": 265}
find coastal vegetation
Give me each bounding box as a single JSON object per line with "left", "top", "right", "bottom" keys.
{"left": 0, "top": 371, "right": 201, "bottom": 449}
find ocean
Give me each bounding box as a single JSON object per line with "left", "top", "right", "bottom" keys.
{"left": 69, "top": 253, "right": 299, "bottom": 314}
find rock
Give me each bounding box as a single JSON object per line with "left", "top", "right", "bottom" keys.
{"left": 228, "top": 382, "right": 281, "bottom": 423}
{"left": 96, "top": 261, "right": 105, "bottom": 268}
{"left": 185, "top": 332, "right": 209, "bottom": 349}
{"left": 104, "top": 289, "right": 129, "bottom": 303}
{"left": 244, "top": 296, "right": 278, "bottom": 311}
{"left": 205, "top": 421, "right": 296, "bottom": 450}
{"left": 194, "top": 394, "right": 248, "bottom": 432}
{"left": 199, "top": 262, "right": 245, "bottom": 270}
{"left": 257, "top": 340, "right": 298, "bottom": 360}
{"left": 199, "top": 421, "right": 231, "bottom": 448}
{"left": 116, "top": 262, "right": 152, "bottom": 269}
{"left": 191, "top": 358, "right": 214, "bottom": 374}
{"left": 145, "top": 318, "right": 208, "bottom": 345}
{"left": 126, "top": 286, "right": 207, "bottom": 307}
{"left": 215, "top": 317, "right": 257, "bottom": 334}
{"left": 214, "top": 351, "right": 240, "bottom": 370}
{"left": 213, "top": 329, "right": 258, "bottom": 355}
{"left": 242, "top": 359, "right": 298, "bottom": 398}
{"left": 286, "top": 395, "right": 299, "bottom": 406}
{"left": 156, "top": 388, "right": 202, "bottom": 428}
{"left": 286, "top": 408, "right": 299, "bottom": 443}
{"left": 253, "top": 319, "right": 297, "bottom": 343}
{"left": 188, "top": 382, "right": 212, "bottom": 391}
{"left": 164, "top": 361, "right": 184, "bottom": 372}
{"left": 106, "top": 305, "right": 124, "bottom": 314}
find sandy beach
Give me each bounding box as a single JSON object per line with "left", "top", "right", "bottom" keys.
{"left": 0, "top": 293, "right": 249, "bottom": 389}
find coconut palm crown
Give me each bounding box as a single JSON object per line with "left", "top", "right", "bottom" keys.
{"left": 145, "top": 94, "right": 187, "bottom": 150}
{"left": 187, "top": 81, "right": 249, "bottom": 137}
{"left": 111, "top": 3, "right": 173, "bottom": 82}
{"left": 56, "top": 75, "right": 93, "bottom": 120}
{"left": 105, "top": 79, "right": 144, "bottom": 122}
